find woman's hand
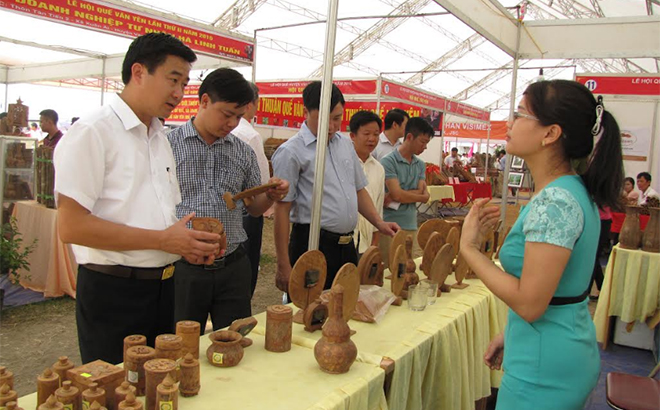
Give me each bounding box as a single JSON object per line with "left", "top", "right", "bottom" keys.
{"left": 460, "top": 198, "right": 500, "bottom": 252}
{"left": 484, "top": 333, "right": 504, "bottom": 370}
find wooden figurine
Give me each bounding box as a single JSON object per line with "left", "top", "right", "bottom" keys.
{"left": 356, "top": 246, "right": 384, "bottom": 286}
{"left": 288, "top": 250, "right": 327, "bottom": 329}
{"left": 191, "top": 217, "right": 227, "bottom": 253}
{"left": 223, "top": 182, "right": 279, "bottom": 210}
{"left": 124, "top": 345, "right": 156, "bottom": 396}
{"left": 143, "top": 359, "right": 176, "bottom": 410}
{"left": 175, "top": 321, "right": 201, "bottom": 359}
{"left": 55, "top": 381, "right": 81, "bottom": 410}
{"left": 429, "top": 244, "right": 455, "bottom": 295}
{"left": 265, "top": 306, "right": 293, "bottom": 352}
{"left": 229, "top": 316, "right": 258, "bottom": 348}
{"left": 205, "top": 331, "right": 245, "bottom": 368}
{"left": 179, "top": 354, "right": 200, "bottom": 397}
{"left": 155, "top": 375, "right": 177, "bottom": 410}
{"left": 314, "top": 285, "right": 357, "bottom": 374}
{"left": 331, "top": 263, "right": 360, "bottom": 323}
{"left": 82, "top": 383, "right": 106, "bottom": 410}
{"left": 0, "top": 367, "right": 14, "bottom": 390}
{"left": 37, "top": 368, "right": 60, "bottom": 408}
{"left": 114, "top": 382, "right": 136, "bottom": 406}
{"left": 38, "top": 395, "right": 63, "bottom": 410}
{"left": 118, "top": 392, "right": 143, "bottom": 410}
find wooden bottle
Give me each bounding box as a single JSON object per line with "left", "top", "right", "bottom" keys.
{"left": 0, "top": 384, "right": 18, "bottom": 408}
{"left": 178, "top": 354, "right": 200, "bottom": 397}
{"left": 124, "top": 345, "right": 156, "bottom": 396}
{"left": 175, "top": 321, "right": 201, "bottom": 359}
{"left": 123, "top": 335, "right": 147, "bottom": 365}
{"left": 82, "top": 383, "right": 106, "bottom": 409}
{"left": 88, "top": 401, "right": 107, "bottom": 410}
{"left": 118, "top": 392, "right": 143, "bottom": 410}
{"left": 154, "top": 335, "right": 182, "bottom": 362}
{"left": 0, "top": 366, "right": 14, "bottom": 390}
{"left": 114, "top": 382, "right": 136, "bottom": 406}
{"left": 313, "top": 285, "right": 357, "bottom": 374}
{"left": 156, "top": 375, "right": 177, "bottom": 410}
{"left": 37, "top": 368, "right": 60, "bottom": 408}
{"left": 51, "top": 357, "right": 74, "bottom": 384}
{"left": 265, "top": 305, "right": 293, "bottom": 353}
{"left": 620, "top": 205, "right": 642, "bottom": 249}
{"left": 55, "top": 381, "right": 80, "bottom": 410}
{"left": 38, "top": 395, "right": 64, "bottom": 410}
{"left": 5, "top": 400, "right": 24, "bottom": 410}
{"left": 143, "top": 359, "right": 176, "bottom": 410}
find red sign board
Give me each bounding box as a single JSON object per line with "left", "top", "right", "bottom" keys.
{"left": 381, "top": 80, "right": 447, "bottom": 111}
{"left": 0, "top": 0, "right": 254, "bottom": 62}
{"left": 576, "top": 75, "right": 660, "bottom": 96}
{"left": 257, "top": 80, "right": 378, "bottom": 96}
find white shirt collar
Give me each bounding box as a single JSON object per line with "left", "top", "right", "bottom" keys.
{"left": 109, "top": 94, "right": 164, "bottom": 134}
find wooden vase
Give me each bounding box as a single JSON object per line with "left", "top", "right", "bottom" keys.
{"left": 620, "top": 206, "right": 642, "bottom": 250}
{"left": 642, "top": 207, "right": 660, "bottom": 253}
{"left": 205, "top": 331, "right": 244, "bottom": 367}
{"left": 314, "top": 285, "right": 357, "bottom": 374}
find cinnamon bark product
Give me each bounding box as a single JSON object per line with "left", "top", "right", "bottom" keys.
{"left": 143, "top": 359, "right": 176, "bottom": 410}
{"left": 37, "top": 369, "right": 60, "bottom": 408}
{"left": 122, "top": 335, "right": 146, "bottom": 366}
{"left": 124, "top": 346, "right": 156, "bottom": 396}
{"left": 0, "top": 367, "right": 14, "bottom": 390}
{"left": 117, "top": 393, "right": 142, "bottom": 410}
{"left": 155, "top": 375, "right": 177, "bottom": 410}
{"left": 55, "top": 381, "right": 81, "bottom": 410}
{"left": 82, "top": 383, "right": 106, "bottom": 409}
{"left": 178, "top": 354, "right": 200, "bottom": 397}
{"left": 175, "top": 321, "right": 200, "bottom": 359}
{"left": 154, "top": 335, "right": 182, "bottom": 362}
{"left": 38, "top": 395, "right": 64, "bottom": 410}
{"left": 113, "top": 382, "right": 136, "bottom": 406}
{"left": 0, "top": 384, "right": 18, "bottom": 409}
{"left": 265, "top": 305, "right": 293, "bottom": 352}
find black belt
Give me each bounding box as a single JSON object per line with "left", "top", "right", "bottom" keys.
{"left": 83, "top": 263, "right": 175, "bottom": 280}
{"left": 549, "top": 289, "right": 590, "bottom": 306}
{"left": 181, "top": 245, "right": 246, "bottom": 270}
{"left": 292, "top": 223, "right": 354, "bottom": 245}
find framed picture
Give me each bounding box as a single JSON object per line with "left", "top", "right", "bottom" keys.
{"left": 507, "top": 172, "right": 525, "bottom": 188}
{"left": 511, "top": 156, "right": 525, "bottom": 169}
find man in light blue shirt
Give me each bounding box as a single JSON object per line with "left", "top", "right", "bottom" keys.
{"left": 372, "top": 108, "right": 409, "bottom": 162}
{"left": 272, "top": 81, "right": 399, "bottom": 290}
{"left": 379, "top": 117, "right": 432, "bottom": 268}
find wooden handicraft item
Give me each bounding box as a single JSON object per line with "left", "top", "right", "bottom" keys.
{"left": 114, "top": 382, "right": 136, "bottom": 406}
{"left": 67, "top": 361, "right": 124, "bottom": 410}
{"left": 619, "top": 205, "right": 642, "bottom": 249}
{"left": 54, "top": 381, "right": 80, "bottom": 410}
{"left": 266, "top": 305, "right": 293, "bottom": 352}
{"left": 481, "top": 229, "right": 496, "bottom": 260}
{"left": 357, "top": 246, "right": 384, "bottom": 286}
{"left": 451, "top": 253, "right": 470, "bottom": 289}
{"left": 143, "top": 359, "right": 176, "bottom": 410}
{"left": 38, "top": 395, "right": 63, "bottom": 410}
{"left": 82, "top": 383, "right": 106, "bottom": 410}
{"left": 175, "top": 321, "right": 200, "bottom": 359}
{"left": 37, "top": 368, "right": 60, "bottom": 408}
{"left": 429, "top": 244, "right": 455, "bottom": 295}
{"left": 206, "top": 331, "right": 245, "bottom": 368}
{"left": 123, "top": 335, "right": 146, "bottom": 367}
{"left": 155, "top": 375, "right": 178, "bottom": 410}
{"left": 117, "top": 392, "right": 142, "bottom": 410}
{"left": 0, "top": 367, "right": 13, "bottom": 391}
{"left": 124, "top": 346, "right": 156, "bottom": 396}
{"left": 229, "top": 316, "right": 258, "bottom": 348}
{"left": 494, "top": 226, "right": 511, "bottom": 261}
{"left": 642, "top": 207, "right": 660, "bottom": 253}
{"left": 223, "top": 182, "right": 279, "bottom": 210}
{"left": 420, "top": 231, "right": 444, "bottom": 278}
{"left": 178, "top": 354, "right": 200, "bottom": 397}
{"left": 417, "top": 219, "right": 449, "bottom": 249}
{"left": 331, "top": 263, "right": 360, "bottom": 322}
{"left": 191, "top": 217, "right": 227, "bottom": 253}
{"left": 288, "top": 250, "right": 328, "bottom": 329}
{"left": 388, "top": 230, "right": 407, "bottom": 270}
{"left": 390, "top": 244, "right": 407, "bottom": 303}
{"left": 445, "top": 227, "right": 460, "bottom": 259}
{"left": 0, "top": 384, "right": 18, "bottom": 409}
{"left": 314, "top": 285, "right": 358, "bottom": 374}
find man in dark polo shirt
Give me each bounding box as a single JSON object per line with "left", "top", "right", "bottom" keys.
{"left": 40, "top": 109, "right": 63, "bottom": 148}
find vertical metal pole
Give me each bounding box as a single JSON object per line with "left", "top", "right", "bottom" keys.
{"left": 485, "top": 114, "right": 491, "bottom": 181}
{"left": 500, "top": 21, "right": 522, "bottom": 223}
{"left": 251, "top": 30, "right": 258, "bottom": 85}
{"left": 440, "top": 112, "right": 446, "bottom": 166}
{"left": 100, "top": 57, "right": 106, "bottom": 106}
{"left": 308, "top": 0, "right": 340, "bottom": 251}
{"left": 649, "top": 101, "right": 659, "bottom": 180}
{"left": 376, "top": 74, "right": 382, "bottom": 115}
{"left": 3, "top": 80, "right": 8, "bottom": 112}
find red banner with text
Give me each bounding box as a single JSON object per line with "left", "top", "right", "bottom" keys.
{"left": 0, "top": 0, "right": 254, "bottom": 62}
{"left": 256, "top": 80, "right": 378, "bottom": 96}
{"left": 576, "top": 75, "right": 660, "bottom": 96}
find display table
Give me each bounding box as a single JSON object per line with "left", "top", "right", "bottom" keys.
{"left": 610, "top": 212, "right": 650, "bottom": 233}
{"left": 253, "top": 258, "right": 508, "bottom": 410}
{"left": 594, "top": 245, "right": 660, "bottom": 349}
{"left": 17, "top": 332, "right": 388, "bottom": 410}
{"left": 418, "top": 185, "right": 455, "bottom": 217}
{"left": 11, "top": 200, "right": 77, "bottom": 298}
{"left": 447, "top": 183, "right": 492, "bottom": 206}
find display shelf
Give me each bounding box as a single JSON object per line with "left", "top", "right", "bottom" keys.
{"left": 0, "top": 135, "right": 37, "bottom": 220}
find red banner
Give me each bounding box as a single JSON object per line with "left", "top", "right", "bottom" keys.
{"left": 381, "top": 80, "right": 447, "bottom": 111}
{"left": 446, "top": 101, "right": 491, "bottom": 122}
{"left": 0, "top": 0, "right": 254, "bottom": 62}
{"left": 576, "top": 75, "right": 660, "bottom": 96}
{"left": 168, "top": 84, "right": 199, "bottom": 122}
{"left": 256, "top": 80, "right": 378, "bottom": 96}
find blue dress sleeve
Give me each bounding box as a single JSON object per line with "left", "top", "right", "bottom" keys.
{"left": 523, "top": 187, "right": 584, "bottom": 250}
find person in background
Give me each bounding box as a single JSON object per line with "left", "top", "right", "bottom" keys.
{"left": 231, "top": 82, "right": 271, "bottom": 296}
{"left": 29, "top": 122, "right": 43, "bottom": 140}
{"left": 461, "top": 80, "right": 623, "bottom": 409}
{"left": 637, "top": 172, "right": 659, "bottom": 205}
{"left": 168, "top": 68, "right": 288, "bottom": 333}
{"left": 623, "top": 177, "right": 639, "bottom": 204}
{"left": 497, "top": 150, "right": 507, "bottom": 172}
{"left": 379, "top": 117, "right": 432, "bottom": 268}
{"left": 349, "top": 111, "right": 385, "bottom": 256}
{"left": 372, "top": 108, "right": 409, "bottom": 162}
{"left": 54, "top": 33, "right": 219, "bottom": 364}
{"left": 271, "top": 81, "right": 398, "bottom": 292}
{"left": 444, "top": 147, "right": 460, "bottom": 168}
{"left": 40, "top": 109, "right": 63, "bottom": 148}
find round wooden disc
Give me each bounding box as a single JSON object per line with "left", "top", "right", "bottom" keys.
{"left": 289, "top": 250, "right": 327, "bottom": 310}
{"left": 446, "top": 227, "right": 460, "bottom": 259}
{"left": 389, "top": 230, "right": 407, "bottom": 269}
{"left": 332, "top": 263, "right": 360, "bottom": 322}
{"left": 390, "top": 244, "right": 407, "bottom": 296}
{"left": 454, "top": 252, "right": 470, "bottom": 283}
{"left": 421, "top": 232, "right": 444, "bottom": 277}
{"left": 357, "top": 246, "right": 384, "bottom": 286}
{"left": 429, "top": 243, "right": 454, "bottom": 288}
{"left": 417, "top": 219, "right": 445, "bottom": 249}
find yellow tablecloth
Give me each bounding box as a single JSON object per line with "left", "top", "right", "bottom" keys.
{"left": 11, "top": 200, "right": 77, "bottom": 298}
{"left": 426, "top": 185, "right": 455, "bottom": 203}
{"left": 594, "top": 245, "right": 660, "bottom": 347}
{"left": 253, "top": 258, "right": 508, "bottom": 410}
{"left": 17, "top": 332, "right": 388, "bottom": 410}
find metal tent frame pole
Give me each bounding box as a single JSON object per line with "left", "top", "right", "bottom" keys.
{"left": 484, "top": 110, "right": 491, "bottom": 181}
{"left": 308, "top": 0, "right": 340, "bottom": 251}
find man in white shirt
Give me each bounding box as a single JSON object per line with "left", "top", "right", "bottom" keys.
{"left": 637, "top": 172, "right": 659, "bottom": 205}
{"left": 231, "top": 82, "right": 271, "bottom": 296}
{"left": 444, "top": 147, "right": 460, "bottom": 168}
{"left": 372, "top": 108, "right": 409, "bottom": 162}
{"left": 54, "top": 33, "right": 220, "bottom": 364}
{"left": 349, "top": 111, "right": 385, "bottom": 255}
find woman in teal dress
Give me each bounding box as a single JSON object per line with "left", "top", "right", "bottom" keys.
{"left": 460, "top": 80, "right": 624, "bottom": 410}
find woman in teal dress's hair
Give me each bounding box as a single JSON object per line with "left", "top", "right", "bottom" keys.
{"left": 460, "top": 80, "right": 624, "bottom": 410}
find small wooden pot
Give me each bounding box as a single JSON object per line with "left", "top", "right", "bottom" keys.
{"left": 206, "top": 331, "right": 244, "bottom": 367}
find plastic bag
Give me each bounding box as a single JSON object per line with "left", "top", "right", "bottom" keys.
{"left": 352, "top": 285, "right": 397, "bottom": 324}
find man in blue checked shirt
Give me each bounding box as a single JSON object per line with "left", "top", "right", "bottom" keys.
{"left": 168, "top": 68, "right": 289, "bottom": 334}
